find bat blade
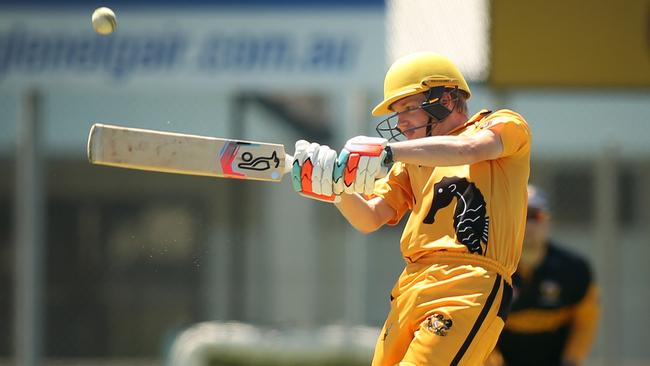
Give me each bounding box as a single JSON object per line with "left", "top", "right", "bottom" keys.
{"left": 87, "top": 123, "right": 293, "bottom": 182}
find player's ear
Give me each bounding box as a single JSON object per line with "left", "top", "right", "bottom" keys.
{"left": 440, "top": 92, "right": 454, "bottom": 108}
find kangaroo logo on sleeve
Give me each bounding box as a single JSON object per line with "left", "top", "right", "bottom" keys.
{"left": 423, "top": 176, "right": 489, "bottom": 254}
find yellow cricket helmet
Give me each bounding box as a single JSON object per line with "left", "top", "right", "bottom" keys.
{"left": 372, "top": 52, "right": 471, "bottom": 116}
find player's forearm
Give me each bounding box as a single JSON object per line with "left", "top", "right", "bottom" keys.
{"left": 389, "top": 136, "right": 479, "bottom": 167}
{"left": 390, "top": 131, "right": 502, "bottom": 167}
{"left": 334, "top": 194, "right": 386, "bottom": 233}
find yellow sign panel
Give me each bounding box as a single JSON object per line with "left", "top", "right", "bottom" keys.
{"left": 490, "top": 0, "right": 650, "bottom": 87}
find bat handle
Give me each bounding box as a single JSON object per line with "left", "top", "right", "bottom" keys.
{"left": 284, "top": 154, "right": 295, "bottom": 175}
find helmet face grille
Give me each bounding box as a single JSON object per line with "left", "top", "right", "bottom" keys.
{"left": 375, "top": 114, "right": 407, "bottom": 142}
{"left": 375, "top": 111, "right": 437, "bottom": 142}
{"left": 374, "top": 86, "right": 456, "bottom": 141}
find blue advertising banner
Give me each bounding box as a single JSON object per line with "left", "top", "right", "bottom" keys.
{"left": 0, "top": 9, "right": 386, "bottom": 89}
{"left": 0, "top": 0, "right": 385, "bottom": 8}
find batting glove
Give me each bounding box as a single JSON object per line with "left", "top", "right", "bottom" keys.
{"left": 291, "top": 140, "right": 340, "bottom": 203}
{"left": 333, "top": 136, "right": 391, "bottom": 196}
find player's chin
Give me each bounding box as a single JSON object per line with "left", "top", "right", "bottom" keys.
{"left": 396, "top": 128, "right": 414, "bottom": 140}
{"left": 403, "top": 131, "right": 422, "bottom": 140}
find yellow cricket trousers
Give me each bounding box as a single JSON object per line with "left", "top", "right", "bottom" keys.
{"left": 372, "top": 253, "right": 513, "bottom": 366}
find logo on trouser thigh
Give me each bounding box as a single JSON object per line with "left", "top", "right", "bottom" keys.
{"left": 427, "top": 313, "right": 453, "bottom": 336}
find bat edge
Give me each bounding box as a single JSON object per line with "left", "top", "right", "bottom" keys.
{"left": 87, "top": 123, "right": 105, "bottom": 163}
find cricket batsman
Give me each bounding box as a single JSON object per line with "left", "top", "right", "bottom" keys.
{"left": 292, "top": 52, "right": 531, "bottom": 365}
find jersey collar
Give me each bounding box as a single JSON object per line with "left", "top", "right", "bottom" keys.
{"left": 446, "top": 109, "right": 492, "bottom": 136}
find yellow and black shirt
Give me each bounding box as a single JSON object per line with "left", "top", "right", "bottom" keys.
{"left": 374, "top": 109, "right": 531, "bottom": 279}
{"left": 496, "top": 242, "right": 600, "bottom": 366}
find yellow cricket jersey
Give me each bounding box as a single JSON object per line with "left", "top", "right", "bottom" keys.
{"left": 374, "top": 109, "right": 531, "bottom": 277}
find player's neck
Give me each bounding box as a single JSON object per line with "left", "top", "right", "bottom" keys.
{"left": 440, "top": 113, "right": 469, "bottom": 136}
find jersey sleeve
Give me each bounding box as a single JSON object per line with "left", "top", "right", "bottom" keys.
{"left": 482, "top": 110, "right": 532, "bottom": 158}
{"left": 563, "top": 284, "right": 601, "bottom": 364}
{"left": 372, "top": 162, "right": 413, "bottom": 225}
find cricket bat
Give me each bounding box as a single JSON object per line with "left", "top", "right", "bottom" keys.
{"left": 87, "top": 123, "right": 293, "bottom": 182}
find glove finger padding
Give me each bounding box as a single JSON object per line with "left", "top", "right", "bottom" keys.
{"left": 291, "top": 140, "right": 340, "bottom": 203}
{"left": 339, "top": 136, "right": 389, "bottom": 195}
{"left": 363, "top": 149, "right": 386, "bottom": 195}
{"left": 309, "top": 143, "right": 324, "bottom": 194}
{"left": 319, "top": 147, "right": 336, "bottom": 196}
{"left": 354, "top": 156, "right": 369, "bottom": 194}
{"left": 332, "top": 149, "right": 349, "bottom": 195}
{"left": 343, "top": 153, "right": 360, "bottom": 194}
{"left": 291, "top": 140, "right": 310, "bottom": 192}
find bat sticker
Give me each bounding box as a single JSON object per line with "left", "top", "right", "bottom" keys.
{"left": 238, "top": 151, "right": 281, "bottom": 171}
{"left": 220, "top": 141, "right": 282, "bottom": 178}
{"left": 219, "top": 141, "right": 247, "bottom": 178}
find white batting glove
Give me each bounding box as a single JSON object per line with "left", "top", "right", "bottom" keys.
{"left": 333, "top": 136, "right": 390, "bottom": 196}
{"left": 291, "top": 140, "right": 340, "bottom": 203}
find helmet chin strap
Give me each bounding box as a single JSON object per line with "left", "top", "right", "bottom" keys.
{"left": 425, "top": 116, "right": 433, "bottom": 137}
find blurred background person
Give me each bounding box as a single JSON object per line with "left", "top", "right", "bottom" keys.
{"left": 487, "top": 185, "right": 600, "bottom": 366}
